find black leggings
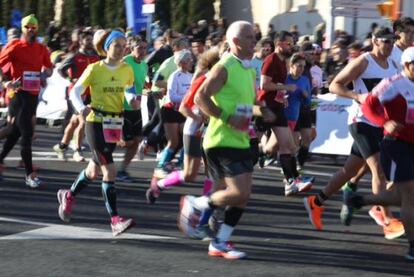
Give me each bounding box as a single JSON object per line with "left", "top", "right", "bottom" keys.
{"left": 0, "top": 93, "right": 38, "bottom": 175}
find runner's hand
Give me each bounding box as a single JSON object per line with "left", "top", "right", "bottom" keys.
{"left": 285, "top": 84, "right": 297, "bottom": 91}
{"left": 227, "top": 115, "right": 249, "bottom": 130}
{"left": 131, "top": 98, "right": 141, "bottom": 109}
{"left": 81, "top": 106, "right": 91, "bottom": 118}
{"left": 261, "top": 107, "right": 277, "bottom": 123}
{"left": 384, "top": 120, "right": 404, "bottom": 135}
{"left": 356, "top": 93, "right": 368, "bottom": 104}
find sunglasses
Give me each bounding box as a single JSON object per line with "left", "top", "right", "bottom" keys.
{"left": 377, "top": 38, "right": 394, "bottom": 44}
{"left": 24, "top": 25, "right": 37, "bottom": 30}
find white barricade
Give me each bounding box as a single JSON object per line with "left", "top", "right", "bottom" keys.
{"left": 310, "top": 93, "right": 358, "bottom": 155}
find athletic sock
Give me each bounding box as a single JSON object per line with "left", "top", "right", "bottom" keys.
{"left": 157, "top": 148, "right": 174, "bottom": 168}
{"left": 215, "top": 207, "right": 244, "bottom": 242}
{"left": 290, "top": 155, "right": 299, "bottom": 177}
{"left": 70, "top": 170, "right": 92, "bottom": 196}
{"left": 202, "top": 178, "right": 213, "bottom": 195}
{"left": 279, "top": 154, "right": 294, "bottom": 180}
{"left": 59, "top": 143, "right": 68, "bottom": 150}
{"left": 314, "top": 191, "right": 328, "bottom": 206}
{"left": 347, "top": 181, "right": 358, "bottom": 192}
{"left": 157, "top": 170, "right": 185, "bottom": 189}
{"left": 102, "top": 181, "right": 118, "bottom": 217}
{"left": 297, "top": 145, "right": 309, "bottom": 167}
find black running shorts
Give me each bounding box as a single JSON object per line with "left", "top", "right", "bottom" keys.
{"left": 123, "top": 110, "right": 142, "bottom": 141}
{"left": 205, "top": 147, "right": 253, "bottom": 181}
{"left": 381, "top": 136, "right": 414, "bottom": 183}
{"left": 161, "top": 106, "right": 186, "bottom": 124}
{"left": 85, "top": 121, "right": 116, "bottom": 165}
{"left": 349, "top": 122, "right": 383, "bottom": 159}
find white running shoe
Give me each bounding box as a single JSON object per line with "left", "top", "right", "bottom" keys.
{"left": 111, "top": 216, "right": 134, "bottom": 236}
{"left": 208, "top": 239, "right": 246, "bottom": 259}
{"left": 73, "top": 150, "right": 85, "bottom": 162}
{"left": 25, "top": 175, "right": 42, "bottom": 189}
{"left": 53, "top": 144, "right": 67, "bottom": 160}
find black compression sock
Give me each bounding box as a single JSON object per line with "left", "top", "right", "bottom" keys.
{"left": 315, "top": 191, "right": 328, "bottom": 206}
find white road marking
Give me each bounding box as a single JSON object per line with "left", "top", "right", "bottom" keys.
{"left": 0, "top": 216, "right": 176, "bottom": 240}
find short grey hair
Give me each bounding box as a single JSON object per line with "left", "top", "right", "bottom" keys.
{"left": 226, "top": 21, "right": 252, "bottom": 48}
{"left": 174, "top": 49, "right": 192, "bottom": 65}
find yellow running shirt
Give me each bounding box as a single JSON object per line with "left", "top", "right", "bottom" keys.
{"left": 78, "top": 60, "right": 134, "bottom": 122}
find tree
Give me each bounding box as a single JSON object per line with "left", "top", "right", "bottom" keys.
{"left": 37, "top": 0, "right": 55, "bottom": 33}
{"left": 89, "top": 0, "right": 105, "bottom": 27}
{"left": 154, "top": 0, "right": 171, "bottom": 27}
{"left": 188, "top": 0, "right": 214, "bottom": 24}
{"left": 62, "top": 0, "right": 85, "bottom": 27}
{"left": 171, "top": 0, "right": 188, "bottom": 32}
{"left": 24, "top": 0, "right": 38, "bottom": 15}
{"left": 2, "top": 0, "right": 11, "bottom": 27}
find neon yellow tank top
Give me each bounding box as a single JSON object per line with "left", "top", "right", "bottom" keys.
{"left": 203, "top": 54, "right": 256, "bottom": 150}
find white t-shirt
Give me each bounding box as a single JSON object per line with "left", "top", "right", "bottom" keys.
{"left": 166, "top": 70, "right": 193, "bottom": 104}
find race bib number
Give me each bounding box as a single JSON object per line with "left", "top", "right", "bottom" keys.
{"left": 274, "top": 90, "right": 287, "bottom": 103}
{"left": 235, "top": 104, "right": 253, "bottom": 131}
{"left": 22, "top": 71, "right": 41, "bottom": 91}
{"left": 102, "top": 116, "right": 123, "bottom": 143}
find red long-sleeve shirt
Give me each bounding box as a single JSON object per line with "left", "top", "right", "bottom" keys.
{"left": 0, "top": 38, "right": 52, "bottom": 96}
{"left": 362, "top": 73, "right": 414, "bottom": 143}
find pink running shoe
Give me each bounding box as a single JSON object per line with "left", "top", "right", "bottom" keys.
{"left": 369, "top": 206, "right": 386, "bottom": 227}
{"left": 57, "top": 189, "right": 75, "bottom": 222}
{"left": 111, "top": 216, "right": 134, "bottom": 236}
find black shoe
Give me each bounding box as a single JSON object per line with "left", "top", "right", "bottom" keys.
{"left": 344, "top": 191, "right": 365, "bottom": 210}
{"left": 406, "top": 248, "right": 414, "bottom": 261}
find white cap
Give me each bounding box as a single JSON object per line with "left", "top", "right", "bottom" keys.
{"left": 400, "top": 46, "right": 414, "bottom": 65}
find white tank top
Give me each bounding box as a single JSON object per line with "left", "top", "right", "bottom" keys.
{"left": 349, "top": 52, "right": 399, "bottom": 126}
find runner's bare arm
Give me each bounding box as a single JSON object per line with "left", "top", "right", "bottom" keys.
{"left": 329, "top": 55, "right": 368, "bottom": 102}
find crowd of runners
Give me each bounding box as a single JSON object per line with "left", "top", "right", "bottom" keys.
{"left": 1, "top": 13, "right": 414, "bottom": 261}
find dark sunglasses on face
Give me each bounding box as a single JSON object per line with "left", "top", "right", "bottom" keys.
{"left": 24, "top": 25, "right": 37, "bottom": 30}
{"left": 377, "top": 38, "right": 394, "bottom": 44}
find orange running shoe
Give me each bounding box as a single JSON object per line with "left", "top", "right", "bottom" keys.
{"left": 303, "top": 195, "right": 324, "bottom": 231}
{"left": 383, "top": 219, "right": 405, "bottom": 240}
{"left": 368, "top": 206, "right": 386, "bottom": 227}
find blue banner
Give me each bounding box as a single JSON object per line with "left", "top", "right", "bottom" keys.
{"left": 10, "top": 9, "right": 22, "bottom": 29}
{"left": 125, "top": 0, "right": 148, "bottom": 34}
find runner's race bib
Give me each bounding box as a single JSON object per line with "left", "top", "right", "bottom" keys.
{"left": 22, "top": 71, "right": 41, "bottom": 91}
{"left": 235, "top": 104, "right": 253, "bottom": 132}
{"left": 102, "top": 116, "right": 123, "bottom": 143}
{"left": 274, "top": 90, "right": 287, "bottom": 103}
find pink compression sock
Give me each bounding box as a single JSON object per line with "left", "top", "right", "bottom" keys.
{"left": 158, "top": 170, "right": 185, "bottom": 189}
{"left": 203, "top": 178, "right": 213, "bottom": 195}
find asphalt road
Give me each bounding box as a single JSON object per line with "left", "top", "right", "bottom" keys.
{"left": 0, "top": 125, "right": 413, "bottom": 277}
